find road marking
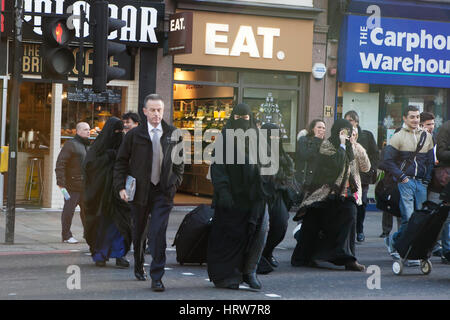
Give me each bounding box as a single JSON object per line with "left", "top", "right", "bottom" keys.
{"left": 0, "top": 250, "right": 76, "bottom": 256}
{"left": 164, "top": 267, "right": 173, "bottom": 271}
{"left": 8, "top": 293, "right": 17, "bottom": 296}
{"left": 182, "top": 272, "right": 195, "bottom": 276}
{"left": 166, "top": 248, "right": 176, "bottom": 251}
{"left": 265, "top": 293, "right": 281, "bottom": 298}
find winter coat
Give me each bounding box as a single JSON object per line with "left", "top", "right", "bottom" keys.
{"left": 295, "top": 135, "right": 323, "bottom": 189}
{"left": 380, "top": 125, "right": 434, "bottom": 183}
{"left": 55, "top": 134, "right": 90, "bottom": 192}
{"left": 357, "top": 126, "right": 379, "bottom": 185}
{"left": 113, "top": 119, "right": 184, "bottom": 207}
{"left": 436, "top": 120, "right": 450, "bottom": 167}
{"left": 296, "top": 139, "right": 370, "bottom": 217}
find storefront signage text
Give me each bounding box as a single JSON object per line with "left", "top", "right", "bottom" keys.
{"left": 168, "top": 12, "right": 193, "bottom": 55}
{"left": 340, "top": 15, "right": 450, "bottom": 88}
{"left": 20, "top": 43, "right": 133, "bottom": 80}
{"left": 4, "top": 0, "right": 164, "bottom": 47}
{"left": 205, "top": 24, "right": 283, "bottom": 60}
{"left": 174, "top": 11, "right": 313, "bottom": 73}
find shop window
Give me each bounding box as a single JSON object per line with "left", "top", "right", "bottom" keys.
{"left": 174, "top": 67, "right": 238, "bottom": 83}
{"left": 377, "top": 86, "right": 447, "bottom": 148}
{"left": 17, "top": 82, "right": 52, "bottom": 150}
{"left": 61, "top": 85, "right": 127, "bottom": 139}
{"left": 243, "top": 88, "right": 298, "bottom": 152}
{"left": 241, "top": 71, "right": 299, "bottom": 87}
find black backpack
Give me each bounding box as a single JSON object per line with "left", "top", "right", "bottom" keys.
{"left": 375, "top": 131, "right": 427, "bottom": 217}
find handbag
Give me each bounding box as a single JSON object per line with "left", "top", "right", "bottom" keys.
{"left": 375, "top": 131, "right": 427, "bottom": 217}
{"left": 125, "top": 175, "right": 136, "bottom": 201}
{"left": 283, "top": 176, "right": 304, "bottom": 212}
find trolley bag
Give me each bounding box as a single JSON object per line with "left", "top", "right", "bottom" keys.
{"left": 394, "top": 201, "right": 449, "bottom": 260}
{"left": 172, "top": 204, "right": 214, "bottom": 265}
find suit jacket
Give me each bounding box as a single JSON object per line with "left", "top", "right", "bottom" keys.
{"left": 113, "top": 119, "right": 184, "bottom": 207}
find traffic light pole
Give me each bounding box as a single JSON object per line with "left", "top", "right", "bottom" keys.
{"left": 76, "top": 7, "right": 85, "bottom": 90}
{"left": 5, "top": 0, "right": 23, "bottom": 244}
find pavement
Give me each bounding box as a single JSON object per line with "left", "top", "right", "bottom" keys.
{"left": 0, "top": 205, "right": 197, "bottom": 253}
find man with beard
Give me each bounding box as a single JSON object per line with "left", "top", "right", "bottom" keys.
{"left": 83, "top": 117, "right": 132, "bottom": 268}
{"left": 208, "top": 103, "right": 269, "bottom": 290}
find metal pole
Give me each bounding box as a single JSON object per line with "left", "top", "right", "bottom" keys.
{"left": 5, "top": 0, "right": 23, "bottom": 244}
{"left": 76, "top": 7, "right": 85, "bottom": 91}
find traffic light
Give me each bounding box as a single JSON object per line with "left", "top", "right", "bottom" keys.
{"left": 91, "top": 1, "right": 126, "bottom": 93}
{"left": 41, "top": 17, "right": 75, "bottom": 80}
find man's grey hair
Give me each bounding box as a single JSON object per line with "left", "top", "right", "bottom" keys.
{"left": 76, "top": 122, "right": 90, "bottom": 132}
{"left": 143, "top": 94, "right": 164, "bottom": 108}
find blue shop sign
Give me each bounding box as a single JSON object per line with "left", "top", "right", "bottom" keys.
{"left": 338, "top": 15, "right": 450, "bottom": 88}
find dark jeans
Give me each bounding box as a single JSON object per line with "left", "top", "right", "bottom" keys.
{"left": 130, "top": 183, "right": 173, "bottom": 281}
{"left": 356, "top": 184, "right": 369, "bottom": 234}
{"left": 61, "top": 190, "right": 86, "bottom": 241}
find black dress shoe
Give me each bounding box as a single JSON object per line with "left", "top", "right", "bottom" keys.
{"left": 116, "top": 257, "right": 130, "bottom": 268}
{"left": 134, "top": 266, "right": 147, "bottom": 281}
{"left": 256, "top": 256, "right": 274, "bottom": 275}
{"left": 151, "top": 280, "right": 165, "bottom": 292}
{"left": 95, "top": 261, "right": 106, "bottom": 267}
{"left": 268, "top": 256, "right": 279, "bottom": 268}
{"left": 242, "top": 273, "right": 261, "bottom": 290}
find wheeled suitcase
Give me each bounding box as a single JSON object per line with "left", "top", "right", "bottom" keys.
{"left": 392, "top": 201, "right": 449, "bottom": 275}
{"left": 172, "top": 204, "right": 214, "bottom": 265}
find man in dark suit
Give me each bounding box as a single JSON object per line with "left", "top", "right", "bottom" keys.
{"left": 114, "top": 94, "right": 184, "bottom": 291}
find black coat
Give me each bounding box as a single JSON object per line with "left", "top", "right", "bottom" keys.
{"left": 55, "top": 134, "right": 90, "bottom": 192}
{"left": 113, "top": 119, "right": 184, "bottom": 207}
{"left": 436, "top": 120, "right": 450, "bottom": 167}
{"left": 295, "top": 135, "right": 323, "bottom": 189}
{"left": 357, "top": 126, "right": 379, "bottom": 185}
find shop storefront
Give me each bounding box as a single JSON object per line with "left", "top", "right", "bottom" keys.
{"left": 172, "top": 9, "right": 314, "bottom": 196}
{"left": 338, "top": 13, "right": 450, "bottom": 149}
{"left": 1, "top": 0, "right": 164, "bottom": 209}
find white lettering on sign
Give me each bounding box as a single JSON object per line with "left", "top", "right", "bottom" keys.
{"left": 205, "top": 23, "right": 283, "bottom": 60}
{"left": 22, "top": 0, "right": 159, "bottom": 44}
{"left": 170, "top": 17, "right": 185, "bottom": 31}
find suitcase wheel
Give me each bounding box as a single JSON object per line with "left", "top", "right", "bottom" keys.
{"left": 392, "top": 260, "right": 403, "bottom": 275}
{"left": 420, "top": 260, "right": 432, "bottom": 275}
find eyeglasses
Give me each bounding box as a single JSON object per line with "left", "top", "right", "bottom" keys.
{"left": 234, "top": 114, "right": 250, "bottom": 120}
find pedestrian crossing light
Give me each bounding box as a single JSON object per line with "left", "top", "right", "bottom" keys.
{"left": 41, "top": 17, "right": 75, "bottom": 80}
{"left": 91, "top": 0, "right": 127, "bottom": 93}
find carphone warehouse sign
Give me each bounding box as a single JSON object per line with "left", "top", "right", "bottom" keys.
{"left": 339, "top": 15, "right": 450, "bottom": 88}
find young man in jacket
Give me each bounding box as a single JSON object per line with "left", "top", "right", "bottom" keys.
{"left": 114, "top": 94, "right": 184, "bottom": 291}
{"left": 55, "top": 122, "right": 91, "bottom": 244}
{"left": 381, "top": 106, "right": 434, "bottom": 264}
{"left": 344, "top": 111, "right": 379, "bottom": 242}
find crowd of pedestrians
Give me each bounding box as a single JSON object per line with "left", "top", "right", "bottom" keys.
{"left": 55, "top": 96, "right": 450, "bottom": 292}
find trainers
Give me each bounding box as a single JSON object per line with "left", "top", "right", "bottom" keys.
{"left": 406, "top": 260, "right": 420, "bottom": 267}
{"left": 63, "top": 237, "right": 78, "bottom": 244}
{"left": 357, "top": 233, "right": 365, "bottom": 242}
{"left": 390, "top": 252, "right": 401, "bottom": 260}
{"left": 441, "top": 255, "right": 449, "bottom": 264}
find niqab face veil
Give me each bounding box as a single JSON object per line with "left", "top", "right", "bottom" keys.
{"left": 91, "top": 117, "right": 124, "bottom": 156}
{"left": 329, "top": 119, "right": 354, "bottom": 161}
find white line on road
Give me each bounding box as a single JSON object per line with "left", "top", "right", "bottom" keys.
{"left": 182, "top": 272, "right": 195, "bottom": 276}
{"left": 265, "top": 293, "right": 281, "bottom": 298}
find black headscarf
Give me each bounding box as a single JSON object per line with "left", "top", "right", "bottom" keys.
{"left": 329, "top": 119, "right": 354, "bottom": 161}
{"left": 83, "top": 117, "right": 131, "bottom": 255}
{"left": 225, "top": 103, "right": 256, "bottom": 131}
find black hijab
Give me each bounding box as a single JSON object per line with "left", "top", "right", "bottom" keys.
{"left": 329, "top": 119, "right": 354, "bottom": 161}
{"left": 83, "top": 117, "right": 131, "bottom": 254}
{"left": 225, "top": 103, "right": 256, "bottom": 131}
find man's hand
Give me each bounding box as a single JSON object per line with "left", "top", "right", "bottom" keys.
{"left": 119, "top": 189, "right": 128, "bottom": 202}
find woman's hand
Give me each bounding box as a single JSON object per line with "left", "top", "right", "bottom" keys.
{"left": 339, "top": 129, "right": 349, "bottom": 145}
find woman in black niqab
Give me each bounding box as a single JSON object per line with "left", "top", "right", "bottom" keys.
{"left": 83, "top": 117, "right": 132, "bottom": 267}
{"left": 208, "top": 103, "right": 269, "bottom": 290}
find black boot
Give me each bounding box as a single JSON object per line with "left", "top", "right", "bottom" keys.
{"left": 115, "top": 257, "right": 130, "bottom": 268}
{"left": 242, "top": 273, "right": 262, "bottom": 290}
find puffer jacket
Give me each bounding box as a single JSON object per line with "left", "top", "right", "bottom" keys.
{"left": 380, "top": 124, "right": 434, "bottom": 183}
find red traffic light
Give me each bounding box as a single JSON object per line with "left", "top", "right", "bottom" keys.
{"left": 43, "top": 18, "right": 75, "bottom": 46}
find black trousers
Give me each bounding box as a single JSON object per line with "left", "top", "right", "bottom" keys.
{"left": 130, "top": 183, "right": 173, "bottom": 281}
{"left": 262, "top": 194, "right": 289, "bottom": 259}
{"left": 61, "top": 190, "right": 86, "bottom": 241}
{"left": 356, "top": 184, "right": 369, "bottom": 234}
